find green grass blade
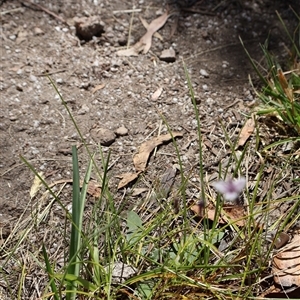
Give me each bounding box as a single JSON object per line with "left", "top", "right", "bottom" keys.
{"left": 42, "top": 244, "right": 59, "bottom": 300}
{"left": 66, "top": 146, "right": 93, "bottom": 299}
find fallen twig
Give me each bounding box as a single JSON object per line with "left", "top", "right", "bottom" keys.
{"left": 20, "top": 0, "right": 69, "bottom": 26}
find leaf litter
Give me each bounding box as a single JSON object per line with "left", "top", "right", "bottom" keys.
{"left": 272, "top": 234, "right": 300, "bottom": 287}
{"left": 117, "top": 132, "right": 183, "bottom": 189}
{"left": 133, "top": 132, "right": 183, "bottom": 172}
{"left": 117, "top": 11, "right": 170, "bottom": 56}
{"left": 236, "top": 115, "right": 255, "bottom": 148}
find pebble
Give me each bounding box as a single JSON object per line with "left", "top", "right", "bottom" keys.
{"left": 159, "top": 48, "right": 176, "bottom": 63}
{"left": 16, "top": 84, "right": 23, "bottom": 91}
{"left": 33, "top": 27, "right": 44, "bottom": 35}
{"left": 202, "top": 84, "right": 209, "bottom": 91}
{"left": 56, "top": 78, "right": 64, "bottom": 84}
{"left": 90, "top": 127, "right": 116, "bottom": 146}
{"left": 9, "top": 115, "right": 18, "bottom": 121}
{"left": 200, "top": 69, "right": 209, "bottom": 78}
{"left": 115, "top": 126, "right": 128, "bottom": 136}
{"left": 29, "top": 75, "right": 37, "bottom": 82}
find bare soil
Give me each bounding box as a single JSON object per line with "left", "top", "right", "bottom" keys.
{"left": 0, "top": 0, "right": 299, "bottom": 298}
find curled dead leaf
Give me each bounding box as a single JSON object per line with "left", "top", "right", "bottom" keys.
{"left": 236, "top": 115, "right": 255, "bottom": 148}
{"left": 133, "top": 132, "right": 183, "bottom": 172}
{"left": 272, "top": 235, "right": 300, "bottom": 287}
{"left": 117, "top": 172, "right": 140, "bottom": 189}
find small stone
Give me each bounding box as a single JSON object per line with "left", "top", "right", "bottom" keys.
{"left": 56, "top": 78, "right": 64, "bottom": 84}
{"left": 200, "top": 69, "right": 209, "bottom": 78}
{"left": 115, "top": 126, "right": 128, "bottom": 136}
{"left": 90, "top": 127, "right": 116, "bottom": 146}
{"left": 9, "top": 115, "right": 18, "bottom": 121}
{"left": 34, "top": 27, "right": 44, "bottom": 35}
{"left": 16, "top": 84, "right": 23, "bottom": 91}
{"left": 159, "top": 48, "right": 176, "bottom": 63}
{"left": 29, "top": 75, "right": 37, "bottom": 82}
{"left": 118, "top": 36, "right": 127, "bottom": 46}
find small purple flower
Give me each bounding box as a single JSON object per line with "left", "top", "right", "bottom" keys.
{"left": 212, "top": 177, "right": 246, "bottom": 202}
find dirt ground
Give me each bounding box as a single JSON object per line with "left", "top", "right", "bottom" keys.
{"left": 0, "top": 0, "right": 300, "bottom": 298}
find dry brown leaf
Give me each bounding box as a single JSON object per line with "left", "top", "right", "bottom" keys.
{"left": 117, "top": 172, "right": 140, "bottom": 189}
{"left": 272, "top": 235, "right": 300, "bottom": 287}
{"left": 30, "top": 172, "right": 44, "bottom": 198}
{"left": 278, "top": 69, "right": 289, "bottom": 89}
{"left": 92, "top": 84, "right": 105, "bottom": 94}
{"left": 191, "top": 203, "right": 246, "bottom": 226}
{"left": 190, "top": 203, "right": 204, "bottom": 217}
{"left": 284, "top": 87, "right": 294, "bottom": 102}
{"left": 116, "top": 44, "right": 142, "bottom": 56}
{"left": 133, "top": 132, "right": 183, "bottom": 172}
{"left": 87, "top": 180, "right": 101, "bottom": 198}
{"left": 261, "top": 286, "right": 300, "bottom": 299}
{"left": 141, "top": 11, "right": 169, "bottom": 54}
{"left": 236, "top": 116, "right": 255, "bottom": 148}
{"left": 117, "top": 11, "right": 170, "bottom": 56}
{"left": 139, "top": 16, "right": 163, "bottom": 41}
{"left": 151, "top": 87, "right": 163, "bottom": 101}
{"left": 221, "top": 205, "right": 246, "bottom": 226}
{"left": 131, "top": 188, "right": 148, "bottom": 196}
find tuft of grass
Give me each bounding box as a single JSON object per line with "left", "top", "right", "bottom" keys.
{"left": 240, "top": 9, "right": 300, "bottom": 147}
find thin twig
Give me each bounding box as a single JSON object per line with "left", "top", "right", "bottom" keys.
{"left": 113, "top": 9, "right": 142, "bottom": 14}
{"left": 20, "top": 0, "right": 69, "bottom": 26}
{"left": 0, "top": 7, "right": 25, "bottom": 15}
{"left": 127, "top": 7, "right": 135, "bottom": 48}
